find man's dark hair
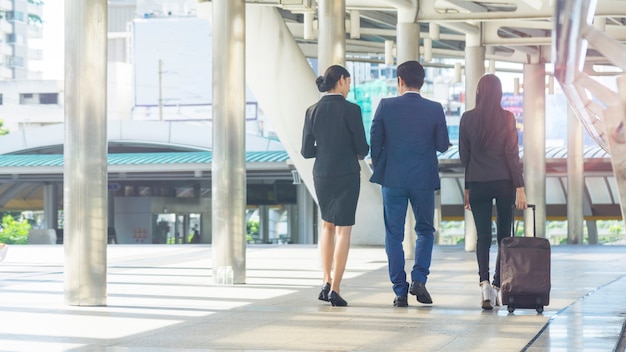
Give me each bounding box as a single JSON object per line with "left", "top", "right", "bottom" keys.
{"left": 397, "top": 60, "right": 425, "bottom": 89}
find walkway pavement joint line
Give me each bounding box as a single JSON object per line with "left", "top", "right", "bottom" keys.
{"left": 616, "top": 321, "right": 626, "bottom": 352}
{"left": 523, "top": 273, "right": 626, "bottom": 351}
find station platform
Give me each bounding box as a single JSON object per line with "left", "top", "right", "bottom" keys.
{"left": 1, "top": 244, "right": 626, "bottom": 351}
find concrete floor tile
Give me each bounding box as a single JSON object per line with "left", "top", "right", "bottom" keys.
{"left": 1, "top": 245, "right": 626, "bottom": 351}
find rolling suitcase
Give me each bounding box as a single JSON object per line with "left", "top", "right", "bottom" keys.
{"left": 499, "top": 204, "right": 551, "bottom": 313}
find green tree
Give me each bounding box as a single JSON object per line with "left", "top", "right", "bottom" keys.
{"left": 247, "top": 219, "right": 260, "bottom": 243}
{"left": 609, "top": 222, "right": 623, "bottom": 235}
{"left": 0, "top": 214, "right": 31, "bottom": 244}
{"left": 0, "top": 120, "right": 9, "bottom": 136}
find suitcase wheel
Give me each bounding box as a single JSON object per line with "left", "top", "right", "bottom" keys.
{"left": 534, "top": 297, "right": 544, "bottom": 313}
{"left": 507, "top": 296, "right": 516, "bottom": 313}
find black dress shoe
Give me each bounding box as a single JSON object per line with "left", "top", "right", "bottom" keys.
{"left": 393, "top": 295, "right": 408, "bottom": 307}
{"left": 409, "top": 281, "right": 433, "bottom": 304}
{"left": 329, "top": 291, "right": 348, "bottom": 306}
{"left": 318, "top": 282, "right": 330, "bottom": 302}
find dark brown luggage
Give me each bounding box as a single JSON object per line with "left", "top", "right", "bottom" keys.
{"left": 499, "top": 204, "right": 551, "bottom": 313}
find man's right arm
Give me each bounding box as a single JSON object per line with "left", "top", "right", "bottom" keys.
{"left": 435, "top": 106, "right": 450, "bottom": 153}
{"left": 369, "top": 100, "right": 385, "bottom": 167}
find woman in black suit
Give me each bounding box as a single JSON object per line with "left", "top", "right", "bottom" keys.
{"left": 301, "top": 65, "right": 369, "bottom": 306}
{"left": 459, "top": 74, "right": 527, "bottom": 310}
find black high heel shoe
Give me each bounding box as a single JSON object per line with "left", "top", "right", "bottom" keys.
{"left": 318, "top": 282, "right": 331, "bottom": 302}
{"left": 329, "top": 291, "right": 347, "bottom": 306}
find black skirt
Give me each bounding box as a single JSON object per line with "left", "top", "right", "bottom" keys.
{"left": 313, "top": 173, "right": 360, "bottom": 226}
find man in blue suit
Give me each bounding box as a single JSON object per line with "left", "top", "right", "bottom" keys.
{"left": 370, "top": 60, "right": 450, "bottom": 307}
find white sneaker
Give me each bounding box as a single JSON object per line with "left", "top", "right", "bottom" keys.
{"left": 480, "top": 280, "right": 493, "bottom": 310}
{"left": 492, "top": 285, "right": 501, "bottom": 306}
{"left": 0, "top": 244, "right": 8, "bottom": 262}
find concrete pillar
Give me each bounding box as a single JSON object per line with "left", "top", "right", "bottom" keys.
{"left": 269, "top": 208, "right": 283, "bottom": 242}
{"left": 587, "top": 220, "right": 599, "bottom": 244}
{"left": 297, "top": 183, "right": 315, "bottom": 244}
{"left": 463, "top": 31, "right": 485, "bottom": 252}
{"left": 260, "top": 205, "right": 269, "bottom": 243}
{"left": 404, "top": 207, "right": 415, "bottom": 259}
{"left": 567, "top": 104, "right": 584, "bottom": 244}
{"left": 43, "top": 183, "right": 59, "bottom": 229}
{"left": 523, "top": 63, "right": 547, "bottom": 237}
{"left": 317, "top": 0, "right": 345, "bottom": 71}
{"left": 212, "top": 0, "right": 246, "bottom": 284}
{"left": 464, "top": 208, "right": 478, "bottom": 251}
{"left": 464, "top": 32, "right": 485, "bottom": 111}
{"left": 64, "top": 0, "right": 108, "bottom": 306}
{"left": 396, "top": 22, "right": 419, "bottom": 64}
{"left": 182, "top": 214, "right": 189, "bottom": 244}
{"left": 396, "top": 17, "right": 420, "bottom": 258}
{"left": 201, "top": 206, "right": 211, "bottom": 244}
{"left": 434, "top": 189, "right": 442, "bottom": 244}
{"left": 287, "top": 204, "right": 297, "bottom": 243}
{"left": 108, "top": 191, "right": 115, "bottom": 234}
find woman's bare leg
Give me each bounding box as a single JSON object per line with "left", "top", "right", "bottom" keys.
{"left": 330, "top": 225, "right": 352, "bottom": 293}
{"left": 319, "top": 220, "right": 336, "bottom": 285}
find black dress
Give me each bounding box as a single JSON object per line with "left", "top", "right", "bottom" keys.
{"left": 301, "top": 94, "right": 370, "bottom": 226}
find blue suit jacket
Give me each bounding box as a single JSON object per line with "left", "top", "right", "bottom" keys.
{"left": 369, "top": 92, "right": 450, "bottom": 190}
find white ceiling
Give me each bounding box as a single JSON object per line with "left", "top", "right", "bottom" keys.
{"left": 267, "top": 0, "right": 626, "bottom": 67}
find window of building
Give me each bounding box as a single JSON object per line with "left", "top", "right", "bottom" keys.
{"left": 20, "top": 93, "right": 35, "bottom": 104}
{"left": 0, "top": 94, "right": 3, "bottom": 105}
{"left": 6, "top": 34, "right": 25, "bottom": 45}
{"left": 12, "top": 56, "right": 23, "bottom": 67}
{"left": 6, "top": 56, "right": 24, "bottom": 67}
{"left": 39, "top": 93, "right": 58, "bottom": 105}
{"left": 6, "top": 11, "right": 25, "bottom": 22}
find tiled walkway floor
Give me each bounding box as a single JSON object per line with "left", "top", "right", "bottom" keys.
{"left": 0, "top": 244, "right": 625, "bottom": 351}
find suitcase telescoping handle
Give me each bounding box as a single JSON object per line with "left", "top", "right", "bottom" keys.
{"left": 511, "top": 204, "right": 536, "bottom": 237}
{"left": 528, "top": 204, "right": 536, "bottom": 237}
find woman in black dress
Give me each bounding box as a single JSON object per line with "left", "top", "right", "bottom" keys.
{"left": 301, "top": 65, "right": 369, "bottom": 306}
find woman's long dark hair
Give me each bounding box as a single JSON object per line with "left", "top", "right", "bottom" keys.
{"left": 473, "top": 74, "right": 506, "bottom": 149}
{"left": 315, "top": 65, "right": 350, "bottom": 92}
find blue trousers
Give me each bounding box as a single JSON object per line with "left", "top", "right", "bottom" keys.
{"left": 382, "top": 186, "right": 435, "bottom": 297}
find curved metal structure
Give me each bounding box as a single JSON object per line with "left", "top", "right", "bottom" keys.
{"left": 554, "top": 0, "right": 626, "bottom": 219}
